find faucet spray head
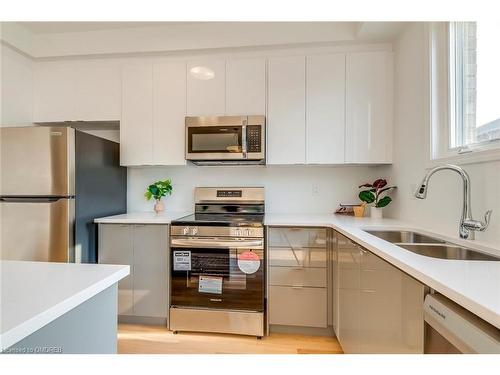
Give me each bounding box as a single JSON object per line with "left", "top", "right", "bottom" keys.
{"left": 415, "top": 181, "right": 428, "bottom": 199}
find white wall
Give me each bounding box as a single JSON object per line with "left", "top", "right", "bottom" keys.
{"left": 128, "top": 164, "right": 381, "bottom": 214}
{"left": 384, "top": 23, "right": 500, "bottom": 248}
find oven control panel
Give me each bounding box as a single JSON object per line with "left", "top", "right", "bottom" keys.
{"left": 171, "top": 225, "right": 264, "bottom": 238}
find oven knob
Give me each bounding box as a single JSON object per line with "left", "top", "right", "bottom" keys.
{"left": 235, "top": 229, "right": 242, "bottom": 236}
{"left": 190, "top": 227, "right": 198, "bottom": 235}
{"left": 245, "top": 229, "right": 251, "bottom": 237}
{"left": 182, "top": 227, "right": 189, "bottom": 235}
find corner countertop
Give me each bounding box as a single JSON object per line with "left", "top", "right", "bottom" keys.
{"left": 94, "top": 211, "right": 191, "bottom": 224}
{"left": 0, "top": 261, "right": 130, "bottom": 351}
{"left": 265, "top": 213, "right": 500, "bottom": 329}
{"left": 93, "top": 211, "right": 500, "bottom": 328}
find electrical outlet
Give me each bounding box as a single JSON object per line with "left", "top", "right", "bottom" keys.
{"left": 312, "top": 184, "right": 320, "bottom": 196}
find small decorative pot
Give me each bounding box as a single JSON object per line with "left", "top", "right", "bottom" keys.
{"left": 370, "top": 207, "right": 383, "bottom": 219}
{"left": 353, "top": 204, "right": 365, "bottom": 218}
{"left": 154, "top": 200, "right": 165, "bottom": 213}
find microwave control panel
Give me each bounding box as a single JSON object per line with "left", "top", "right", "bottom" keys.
{"left": 247, "top": 125, "right": 262, "bottom": 153}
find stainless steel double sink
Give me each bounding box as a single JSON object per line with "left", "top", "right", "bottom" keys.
{"left": 364, "top": 230, "right": 500, "bottom": 261}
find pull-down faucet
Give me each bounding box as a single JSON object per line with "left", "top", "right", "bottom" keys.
{"left": 415, "top": 164, "right": 492, "bottom": 240}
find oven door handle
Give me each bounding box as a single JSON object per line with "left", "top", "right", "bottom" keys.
{"left": 171, "top": 237, "right": 263, "bottom": 249}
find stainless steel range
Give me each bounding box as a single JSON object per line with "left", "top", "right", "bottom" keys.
{"left": 169, "top": 187, "right": 265, "bottom": 337}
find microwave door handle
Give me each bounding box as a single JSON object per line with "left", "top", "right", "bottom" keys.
{"left": 242, "top": 118, "right": 248, "bottom": 159}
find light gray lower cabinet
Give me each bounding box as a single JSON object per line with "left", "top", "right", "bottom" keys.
{"left": 268, "top": 227, "right": 329, "bottom": 329}
{"left": 336, "top": 231, "right": 426, "bottom": 353}
{"left": 98, "top": 224, "right": 134, "bottom": 315}
{"left": 98, "top": 224, "right": 169, "bottom": 321}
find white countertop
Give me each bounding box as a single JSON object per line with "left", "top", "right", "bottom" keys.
{"left": 93, "top": 210, "right": 500, "bottom": 328}
{"left": 0, "top": 261, "right": 129, "bottom": 351}
{"left": 265, "top": 213, "right": 500, "bottom": 329}
{"left": 94, "top": 211, "right": 191, "bottom": 224}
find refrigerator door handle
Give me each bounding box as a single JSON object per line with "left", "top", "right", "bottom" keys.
{"left": 0, "top": 196, "right": 69, "bottom": 203}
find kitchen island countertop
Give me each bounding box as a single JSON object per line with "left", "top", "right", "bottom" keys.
{"left": 0, "top": 261, "right": 129, "bottom": 351}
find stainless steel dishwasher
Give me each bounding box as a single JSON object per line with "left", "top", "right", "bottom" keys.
{"left": 424, "top": 293, "right": 500, "bottom": 354}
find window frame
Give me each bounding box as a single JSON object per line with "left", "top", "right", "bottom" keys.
{"left": 428, "top": 22, "right": 500, "bottom": 166}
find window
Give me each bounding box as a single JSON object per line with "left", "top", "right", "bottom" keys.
{"left": 430, "top": 21, "right": 500, "bottom": 162}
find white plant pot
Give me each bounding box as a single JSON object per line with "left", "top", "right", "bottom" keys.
{"left": 370, "top": 207, "right": 383, "bottom": 219}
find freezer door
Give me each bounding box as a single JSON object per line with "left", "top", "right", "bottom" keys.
{"left": 0, "top": 126, "right": 75, "bottom": 196}
{"left": 0, "top": 197, "right": 74, "bottom": 262}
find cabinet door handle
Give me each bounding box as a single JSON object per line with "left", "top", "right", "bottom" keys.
{"left": 292, "top": 285, "right": 304, "bottom": 289}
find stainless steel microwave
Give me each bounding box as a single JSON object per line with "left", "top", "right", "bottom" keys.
{"left": 185, "top": 116, "right": 265, "bottom": 165}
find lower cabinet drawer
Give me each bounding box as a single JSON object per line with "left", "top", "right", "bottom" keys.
{"left": 270, "top": 266, "right": 327, "bottom": 288}
{"left": 269, "top": 286, "right": 327, "bottom": 328}
{"left": 269, "top": 246, "right": 327, "bottom": 268}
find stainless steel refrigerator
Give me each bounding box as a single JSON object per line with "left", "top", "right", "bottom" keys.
{"left": 0, "top": 126, "right": 127, "bottom": 263}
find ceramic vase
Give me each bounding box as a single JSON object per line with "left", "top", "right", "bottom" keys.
{"left": 370, "top": 207, "right": 383, "bottom": 219}
{"left": 154, "top": 199, "right": 165, "bottom": 213}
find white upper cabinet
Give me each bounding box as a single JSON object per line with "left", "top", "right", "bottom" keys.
{"left": 33, "top": 62, "right": 121, "bottom": 123}
{"left": 120, "top": 64, "right": 153, "bottom": 166}
{"left": 225, "top": 58, "right": 266, "bottom": 115}
{"left": 345, "top": 51, "right": 393, "bottom": 164}
{"left": 121, "top": 62, "right": 187, "bottom": 166}
{"left": 33, "top": 63, "right": 75, "bottom": 122}
{"left": 267, "top": 56, "right": 306, "bottom": 164}
{"left": 306, "top": 53, "right": 346, "bottom": 164}
{"left": 74, "top": 63, "right": 121, "bottom": 121}
{"left": 153, "top": 62, "right": 187, "bottom": 165}
{"left": 186, "top": 59, "right": 226, "bottom": 116}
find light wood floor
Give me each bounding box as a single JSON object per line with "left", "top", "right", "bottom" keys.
{"left": 118, "top": 324, "right": 343, "bottom": 354}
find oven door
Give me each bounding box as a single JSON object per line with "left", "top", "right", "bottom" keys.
{"left": 170, "top": 237, "right": 264, "bottom": 312}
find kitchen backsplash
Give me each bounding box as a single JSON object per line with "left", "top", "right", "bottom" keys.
{"left": 127, "top": 164, "right": 383, "bottom": 213}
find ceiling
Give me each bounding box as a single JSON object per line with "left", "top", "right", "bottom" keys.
{"left": 18, "top": 21, "right": 199, "bottom": 34}
{"left": 2, "top": 21, "right": 406, "bottom": 59}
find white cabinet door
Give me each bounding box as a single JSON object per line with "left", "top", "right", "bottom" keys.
{"left": 345, "top": 51, "right": 393, "bottom": 163}
{"left": 132, "top": 225, "right": 168, "bottom": 318}
{"left": 33, "top": 62, "right": 75, "bottom": 122}
{"left": 186, "top": 59, "right": 225, "bottom": 116}
{"left": 120, "top": 64, "right": 153, "bottom": 166}
{"left": 153, "top": 62, "right": 187, "bottom": 165}
{"left": 267, "top": 56, "right": 306, "bottom": 164}
{"left": 306, "top": 53, "right": 346, "bottom": 164}
{"left": 98, "top": 224, "right": 134, "bottom": 315}
{"left": 225, "top": 58, "right": 266, "bottom": 115}
{"left": 75, "top": 63, "right": 121, "bottom": 121}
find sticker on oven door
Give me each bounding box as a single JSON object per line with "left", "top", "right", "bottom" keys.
{"left": 198, "top": 275, "right": 223, "bottom": 294}
{"left": 173, "top": 251, "right": 191, "bottom": 271}
{"left": 237, "top": 251, "right": 260, "bottom": 274}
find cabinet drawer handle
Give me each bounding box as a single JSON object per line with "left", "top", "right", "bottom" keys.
{"left": 291, "top": 285, "right": 304, "bottom": 289}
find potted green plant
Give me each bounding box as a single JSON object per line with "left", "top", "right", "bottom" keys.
{"left": 144, "top": 179, "right": 173, "bottom": 213}
{"left": 358, "top": 179, "right": 396, "bottom": 219}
